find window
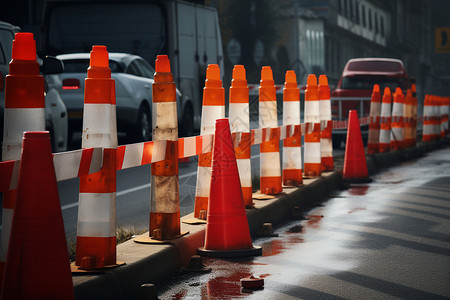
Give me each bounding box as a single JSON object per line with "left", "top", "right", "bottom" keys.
{"left": 135, "top": 58, "right": 155, "bottom": 79}
{"left": 368, "top": 8, "right": 372, "bottom": 30}
{"left": 126, "top": 61, "right": 142, "bottom": 77}
{"left": 374, "top": 12, "right": 379, "bottom": 33}
{"left": 361, "top": 5, "right": 366, "bottom": 27}
{"left": 380, "top": 16, "right": 385, "bottom": 36}
{"left": 349, "top": 0, "right": 354, "bottom": 20}
{"left": 355, "top": 1, "right": 360, "bottom": 24}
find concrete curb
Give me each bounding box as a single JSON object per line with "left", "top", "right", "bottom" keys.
{"left": 73, "top": 138, "right": 450, "bottom": 300}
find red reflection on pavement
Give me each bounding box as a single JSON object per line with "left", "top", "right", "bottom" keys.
{"left": 348, "top": 185, "right": 369, "bottom": 195}
{"left": 306, "top": 215, "right": 323, "bottom": 228}
{"left": 203, "top": 271, "right": 252, "bottom": 299}
{"left": 170, "top": 290, "right": 187, "bottom": 300}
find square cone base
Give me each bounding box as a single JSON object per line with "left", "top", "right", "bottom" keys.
{"left": 197, "top": 246, "right": 262, "bottom": 258}
{"left": 133, "top": 231, "right": 189, "bottom": 244}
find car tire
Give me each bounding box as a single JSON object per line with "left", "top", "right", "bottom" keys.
{"left": 135, "top": 104, "right": 151, "bottom": 142}
{"left": 180, "top": 105, "right": 194, "bottom": 137}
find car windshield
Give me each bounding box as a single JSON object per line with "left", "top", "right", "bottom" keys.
{"left": 341, "top": 75, "right": 405, "bottom": 90}
{"left": 62, "top": 59, "right": 122, "bottom": 73}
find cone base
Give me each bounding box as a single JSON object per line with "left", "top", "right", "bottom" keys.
{"left": 70, "top": 261, "right": 126, "bottom": 274}
{"left": 133, "top": 231, "right": 189, "bottom": 244}
{"left": 197, "top": 246, "right": 262, "bottom": 258}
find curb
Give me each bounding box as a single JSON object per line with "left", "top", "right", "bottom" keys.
{"left": 73, "top": 138, "right": 450, "bottom": 300}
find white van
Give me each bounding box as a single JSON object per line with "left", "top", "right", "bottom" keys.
{"left": 41, "top": 0, "right": 224, "bottom": 137}
{"left": 0, "top": 21, "right": 68, "bottom": 153}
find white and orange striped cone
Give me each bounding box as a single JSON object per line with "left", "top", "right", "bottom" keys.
{"left": 367, "top": 84, "right": 381, "bottom": 154}
{"left": 229, "top": 65, "right": 253, "bottom": 207}
{"left": 422, "top": 95, "right": 433, "bottom": 142}
{"left": 259, "top": 66, "right": 282, "bottom": 194}
{"left": 137, "top": 55, "right": 186, "bottom": 242}
{"left": 319, "top": 75, "right": 333, "bottom": 171}
{"left": 194, "top": 64, "right": 225, "bottom": 219}
{"left": 75, "top": 46, "right": 122, "bottom": 271}
{"left": 403, "top": 89, "right": 414, "bottom": 148}
{"left": 432, "top": 95, "right": 440, "bottom": 141}
{"left": 379, "top": 87, "right": 392, "bottom": 152}
{"left": 390, "top": 87, "right": 405, "bottom": 151}
{"left": 0, "top": 33, "right": 45, "bottom": 286}
{"left": 411, "top": 84, "right": 418, "bottom": 146}
{"left": 282, "top": 70, "right": 302, "bottom": 186}
{"left": 304, "top": 74, "right": 321, "bottom": 177}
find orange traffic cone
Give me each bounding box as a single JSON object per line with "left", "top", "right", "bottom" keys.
{"left": 1, "top": 132, "right": 74, "bottom": 299}
{"left": 198, "top": 119, "right": 262, "bottom": 257}
{"left": 343, "top": 111, "right": 371, "bottom": 183}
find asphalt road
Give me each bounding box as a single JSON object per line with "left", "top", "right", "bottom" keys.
{"left": 159, "top": 146, "right": 450, "bottom": 299}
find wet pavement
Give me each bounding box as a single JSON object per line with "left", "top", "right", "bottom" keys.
{"left": 159, "top": 146, "right": 450, "bottom": 299}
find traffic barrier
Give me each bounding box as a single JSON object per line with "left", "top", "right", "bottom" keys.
{"left": 0, "top": 32, "right": 45, "bottom": 286}
{"left": 343, "top": 110, "right": 370, "bottom": 182}
{"left": 367, "top": 84, "right": 381, "bottom": 154}
{"left": 0, "top": 147, "right": 103, "bottom": 192}
{"left": 147, "top": 55, "right": 184, "bottom": 241}
{"left": 194, "top": 64, "right": 225, "bottom": 219}
{"left": 75, "top": 46, "right": 121, "bottom": 270}
{"left": 0, "top": 132, "right": 74, "bottom": 300}
{"left": 198, "top": 118, "right": 262, "bottom": 257}
{"left": 229, "top": 65, "right": 253, "bottom": 207}
{"left": 304, "top": 74, "right": 321, "bottom": 177}
{"left": 403, "top": 89, "right": 414, "bottom": 148}
{"left": 422, "top": 94, "right": 433, "bottom": 142}
{"left": 282, "top": 70, "right": 302, "bottom": 186}
{"left": 259, "top": 66, "right": 282, "bottom": 194}
{"left": 390, "top": 87, "right": 405, "bottom": 151}
{"left": 319, "top": 74, "right": 333, "bottom": 171}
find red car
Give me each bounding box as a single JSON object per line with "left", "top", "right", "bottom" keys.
{"left": 331, "top": 58, "right": 410, "bottom": 147}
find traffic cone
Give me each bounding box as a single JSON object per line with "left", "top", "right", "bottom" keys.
{"left": 390, "top": 87, "right": 404, "bottom": 150}
{"left": 403, "top": 89, "right": 414, "bottom": 148}
{"left": 343, "top": 110, "right": 371, "bottom": 183}
{"left": 259, "top": 66, "right": 282, "bottom": 194}
{"left": 422, "top": 95, "right": 433, "bottom": 142}
{"left": 0, "top": 131, "right": 74, "bottom": 299}
{"left": 411, "top": 84, "right": 418, "bottom": 146}
{"left": 75, "top": 45, "right": 121, "bottom": 270}
{"left": 379, "top": 87, "right": 392, "bottom": 152}
{"left": 229, "top": 65, "right": 253, "bottom": 207}
{"left": 194, "top": 64, "right": 225, "bottom": 219}
{"left": 147, "top": 55, "right": 185, "bottom": 241}
{"left": 198, "top": 119, "right": 262, "bottom": 258}
{"left": 1, "top": 32, "right": 45, "bottom": 287}
{"left": 319, "top": 74, "right": 333, "bottom": 171}
{"left": 367, "top": 84, "right": 381, "bottom": 154}
{"left": 282, "top": 70, "right": 303, "bottom": 186}
{"left": 304, "top": 74, "right": 321, "bottom": 177}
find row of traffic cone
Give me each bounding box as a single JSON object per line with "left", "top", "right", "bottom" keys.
{"left": 423, "top": 94, "right": 449, "bottom": 141}
{"left": 367, "top": 85, "right": 419, "bottom": 154}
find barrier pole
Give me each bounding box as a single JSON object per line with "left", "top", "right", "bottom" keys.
{"left": 304, "top": 74, "right": 321, "bottom": 177}
{"left": 149, "top": 55, "right": 182, "bottom": 240}
{"left": 282, "top": 70, "right": 303, "bottom": 186}
{"left": 319, "top": 75, "right": 333, "bottom": 170}
{"left": 390, "top": 87, "right": 405, "bottom": 151}
{"left": 229, "top": 65, "right": 253, "bottom": 207}
{"left": 379, "top": 87, "right": 392, "bottom": 152}
{"left": 76, "top": 46, "right": 119, "bottom": 270}
{"left": 194, "top": 64, "right": 225, "bottom": 219}
{"left": 367, "top": 84, "right": 381, "bottom": 154}
{"left": 0, "top": 33, "right": 45, "bottom": 285}
{"left": 259, "top": 66, "right": 282, "bottom": 194}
